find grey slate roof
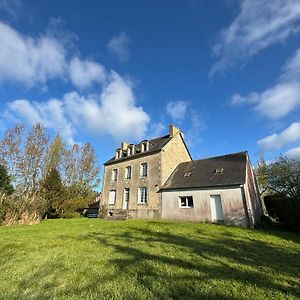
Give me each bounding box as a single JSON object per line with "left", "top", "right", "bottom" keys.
{"left": 161, "top": 152, "right": 247, "bottom": 190}
{"left": 104, "top": 135, "right": 172, "bottom": 165}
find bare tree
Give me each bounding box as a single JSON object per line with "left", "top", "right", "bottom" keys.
{"left": 21, "top": 123, "right": 49, "bottom": 193}
{"left": 0, "top": 124, "right": 25, "bottom": 187}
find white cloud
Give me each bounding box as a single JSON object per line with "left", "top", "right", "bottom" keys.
{"left": 211, "top": 0, "right": 300, "bottom": 76}
{"left": 280, "top": 48, "right": 300, "bottom": 81}
{"left": 166, "top": 101, "right": 189, "bottom": 122}
{"left": 65, "top": 71, "right": 150, "bottom": 140}
{"left": 107, "top": 32, "right": 130, "bottom": 63}
{"left": 0, "top": 21, "right": 109, "bottom": 90}
{"left": 285, "top": 146, "right": 300, "bottom": 158}
{"left": 7, "top": 98, "right": 76, "bottom": 144}
{"left": 0, "top": 21, "right": 67, "bottom": 87}
{"left": 4, "top": 71, "right": 150, "bottom": 143}
{"left": 69, "top": 57, "right": 106, "bottom": 89}
{"left": 230, "top": 48, "right": 300, "bottom": 119}
{"left": 258, "top": 122, "right": 300, "bottom": 152}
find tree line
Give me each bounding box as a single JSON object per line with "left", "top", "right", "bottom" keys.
{"left": 0, "top": 123, "right": 100, "bottom": 225}
{"left": 256, "top": 156, "right": 300, "bottom": 231}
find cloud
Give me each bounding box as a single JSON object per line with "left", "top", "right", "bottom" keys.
{"left": 7, "top": 98, "right": 76, "bottom": 144}
{"left": 211, "top": 0, "right": 300, "bottom": 76}
{"left": 69, "top": 57, "right": 106, "bottom": 89}
{"left": 0, "top": 0, "right": 22, "bottom": 18}
{"left": 4, "top": 71, "right": 150, "bottom": 143}
{"left": 0, "top": 21, "right": 107, "bottom": 90}
{"left": 0, "top": 21, "right": 67, "bottom": 87}
{"left": 65, "top": 71, "right": 150, "bottom": 140}
{"left": 257, "top": 122, "right": 300, "bottom": 152}
{"left": 107, "top": 32, "right": 130, "bottom": 63}
{"left": 166, "top": 101, "right": 189, "bottom": 122}
{"left": 230, "top": 48, "right": 300, "bottom": 119}
{"left": 285, "top": 146, "right": 300, "bottom": 159}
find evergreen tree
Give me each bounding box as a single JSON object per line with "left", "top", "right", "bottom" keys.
{"left": 0, "top": 164, "right": 14, "bottom": 195}
{"left": 41, "top": 168, "right": 65, "bottom": 218}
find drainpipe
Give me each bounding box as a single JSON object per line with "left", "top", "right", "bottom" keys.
{"left": 240, "top": 185, "right": 252, "bottom": 228}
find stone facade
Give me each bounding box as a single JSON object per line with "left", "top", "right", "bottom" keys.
{"left": 101, "top": 125, "right": 191, "bottom": 219}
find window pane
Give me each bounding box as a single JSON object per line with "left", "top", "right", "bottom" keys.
{"left": 109, "top": 190, "right": 116, "bottom": 205}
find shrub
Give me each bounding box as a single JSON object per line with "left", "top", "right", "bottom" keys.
{"left": 0, "top": 193, "right": 47, "bottom": 226}
{"left": 264, "top": 194, "right": 300, "bottom": 231}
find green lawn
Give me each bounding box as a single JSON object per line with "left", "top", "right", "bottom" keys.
{"left": 0, "top": 219, "right": 299, "bottom": 299}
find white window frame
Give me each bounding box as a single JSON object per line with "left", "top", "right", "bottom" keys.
{"left": 125, "top": 166, "right": 132, "bottom": 179}
{"left": 112, "top": 169, "right": 118, "bottom": 181}
{"left": 179, "top": 196, "right": 194, "bottom": 208}
{"left": 109, "top": 190, "right": 116, "bottom": 205}
{"left": 138, "top": 187, "right": 148, "bottom": 203}
{"left": 140, "top": 163, "right": 148, "bottom": 177}
{"left": 124, "top": 188, "right": 130, "bottom": 202}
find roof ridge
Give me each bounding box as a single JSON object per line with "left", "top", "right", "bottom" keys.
{"left": 191, "top": 151, "right": 247, "bottom": 163}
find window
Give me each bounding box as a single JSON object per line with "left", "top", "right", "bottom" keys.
{"left": 179, "top": 196, "right": 194, "bottom": 208}
{"left": 109, "top": 190, "right": 116, "bottom": 205}
{"left": 112, "top": 169, "right": 118, "bottom": 181}
{"left": 123, "top": 188, "right": 130, "bottom": 209}
{"left": 214, "top": 168, "right": 224, "bottom": 175}
{"left": 124, "top": 188, "right": 130, "bottom": 202}
{"left": 138, "top": 187, "right": 148, "bottom": 203}
{"left": 125, "top": 166, "right": 132, "bottom": 179}
{"left": 140, "top": 163, "right": 148, "bottom": 177}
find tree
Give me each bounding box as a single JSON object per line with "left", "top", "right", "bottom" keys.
{"left": 0, "top": 124, "right": 25, "bottom": 187}
{"left": 267, "top": 156, "right": 300, "bottom": 198}
{"left": 20, "top": 123, "right": 49, "bottom": 193}
{"left": 0, "top": 164, "right": 14, "bottom": 195}
{"left": 44, "top": 134, "right": 65, "bottom": 175}
{"left": 256, "top": 156, "right": 268, "bottom": 193}
{"left": 63, "top": 143, "right": 100, "bottom": 196}
{"left": 41, "top": 168, "right": 65, "bottom": 218}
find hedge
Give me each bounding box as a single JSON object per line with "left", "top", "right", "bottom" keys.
{"left": 264, "top": 194, "right": 300, "bottom": 231}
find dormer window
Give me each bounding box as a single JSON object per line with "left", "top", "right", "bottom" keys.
{"left": 214, "top": 168, "right": 224, "bottom": 175}
{"left": 141, "top": 141, "right": 149, "bottom": 152}
{"left": 115, "top": 149, "right": 122, "bottom": 159}
{"left": 184, "top": 172, "right": 192, "bottom": 177}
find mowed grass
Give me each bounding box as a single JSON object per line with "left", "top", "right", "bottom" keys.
{"left": 0, "top": 219, "right": 300, "bottom": 299}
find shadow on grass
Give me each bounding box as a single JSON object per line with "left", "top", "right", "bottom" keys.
{"left": 72, "top": 225, "right": 300, "bottom": 299}
{"left": 10, "top": 223, "right": 300, "bottom": 299}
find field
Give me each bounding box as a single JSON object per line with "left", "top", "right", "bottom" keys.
{"left": 0, "top": 218, "right": 299, "bottom": 299}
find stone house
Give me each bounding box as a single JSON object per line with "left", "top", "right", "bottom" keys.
{"left": 101, "top": 125, "right": 263, "bottom": 227}
{"left": 101, "top": 125, "right": 191, "bottom": 219}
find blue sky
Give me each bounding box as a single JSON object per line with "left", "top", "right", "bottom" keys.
{"left": 1, "top": 0, "right": 300, "bottom": 173}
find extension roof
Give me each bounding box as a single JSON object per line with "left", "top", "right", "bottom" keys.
{"left": 161, "top": 151, "right": 247, "bottom": 190}
{"left": 104, "top": 135, "right": 173, "bottom": 165}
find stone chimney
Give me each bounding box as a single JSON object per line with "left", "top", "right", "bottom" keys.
{"left": 169, "top": 125, "right": 181, "bottom": 138}
{"left": 121, "top": 142, "right": 129, "bottom": 151}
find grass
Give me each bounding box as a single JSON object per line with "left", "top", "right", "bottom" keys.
{"left": 0, "top": 219, "right": 300, "bottom": 299}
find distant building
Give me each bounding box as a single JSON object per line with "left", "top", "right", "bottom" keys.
{"left": 101, "top": 125, "right": 262, "bottom": 227}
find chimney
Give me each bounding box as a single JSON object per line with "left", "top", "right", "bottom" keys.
{"left": 121, "top": 142, "right": 129, "bottom": 151}
{"left": 169, "top": 125, "right": 181, "bottom": 138}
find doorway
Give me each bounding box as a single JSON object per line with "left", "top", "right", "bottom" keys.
{"left": 210, "top": 195, "right": 224, "bottom": 222}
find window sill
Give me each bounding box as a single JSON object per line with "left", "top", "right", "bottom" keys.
{"left": 180, "top": 206, "right": 194, "bottom": 209}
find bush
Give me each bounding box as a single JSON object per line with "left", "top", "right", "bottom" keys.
{"left": 0, "top": 193, "right": 47, "bottom": 226}
{"left": 264, "top": 194, "right": 300, "bottom": 231}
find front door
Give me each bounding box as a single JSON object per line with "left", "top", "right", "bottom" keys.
{"left": 210, "top": 195, "right": 224, "bottom": 222}
{"left": 123, "top": 188, "right": 130, "bottom": 209}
